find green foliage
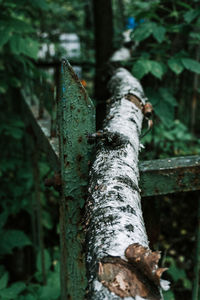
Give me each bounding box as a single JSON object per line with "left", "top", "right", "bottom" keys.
{"left": 163, "top": 290, "right": 175, "bottom": 300}
{"left": 126, "top": 0, "right": 200, "bottom": 135}
{"left": 36, "top": 250, "right": 51, "bottom": 276}
{"left": 132, "top": 59, "right": 165, "bottom": 79}
{"left": 1, "top": 1, "right": 200, "bottom": 300}
{"left": 168, "top": 58, "right": 184, "bottom": 75}
{"left": 37, "top": 263, "right": 60, "bottom": 300}
{"left": 145, "top": 87, "right": 177, "bottom": 126}
{"left": 141, "top": 119, "right": 199, "bottom": 159}
{"left": 0, "top": 230, "right": 31, "bottom": 255}
{"left": 0, "top": 282, "right": 26, "bottom": 299}
{"left": 0, "top": 1, "right": 46, "bottom": 94}
{"left": 162, "top": 257, "right": 192, "bottom": 299}
{"left": 181, "top": 58, "right": 200, "bottom": 74}
{"left": 0, "top": 101, "right": 59, "bottom": 299}
{"left": 134, "top": 21, "right": 166, "bottom": 43}
{"left": 166, "top": 257, "right": 192, "bottom": 289}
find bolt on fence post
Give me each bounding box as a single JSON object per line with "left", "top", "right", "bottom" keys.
{"left": 58, "top": 59, "right": 95, "bottom": 300}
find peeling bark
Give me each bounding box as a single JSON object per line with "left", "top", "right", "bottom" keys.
{"left": 86, "top": 68, "right": 167, "bottom": 299}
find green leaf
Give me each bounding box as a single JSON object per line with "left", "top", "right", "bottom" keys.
{"left": 190, "top": 32, "right": 200, "bottom": 41}
{"left": 181, "top": 58, "right": 200, "bottom": 74}
{"left": 42, "top": 211, "right": 53, "bottom": 230}
{"left": 30, "top": 0, "right": 49, "bottom": 10}
{"left": 9, "top": 36, "right": 39, "bottom": 59}
{"left": 9, "top": 35, "right": 22, "bottom": 55}
{"left": 163, "top": 290, "right": 175, "bottom": 300}
{"left": 132, "top": 59, "right": 151, "bottom": 79}
{"left": 149, "top": 61, "right": 164, "bottom": 79}
{"left": 36, "top": 249, "right": 51, "bottom": 274}
{"left": 23, "top": 38, "right": 39, "bottom": 59}
{"left": 0, "top": 27, "right": 12, "bottom": 48}
{"left": 153, "top": 25, "right": 166, "bottom": 43}
{"left": 168, "top": 58, "right": 184, "bottom": 75}
{"left": 184, "top": 9, "right": 199, "bottom": 23}
{"left": 9, "top": 128, "right": 24, "bottom": 140}
{"left": 133, "top": 22, "right": 155, "bottom": 42}
{"left": 183, "top": 278, "right": 192, "bottom": 290}
{"left": 0, "top": 282, "right": 26, "bottom": 299}
{"left": 0, "top": 272, "right": 8, "bottom": 290}
{"left": 38, "top": 268, "right": 60, "bottom": 300}
{"left": 0, "top": 230, "right": 31, "bottom": 255}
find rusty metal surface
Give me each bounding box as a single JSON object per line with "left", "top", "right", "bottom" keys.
{"left": 58, "top": 59, "right": 95, "bottom": 300}
{"left": 20, "top": 97, "right": 200, "bottom": 200}
{"left": 139, "top": 155, "right": 200, "bottom": 197}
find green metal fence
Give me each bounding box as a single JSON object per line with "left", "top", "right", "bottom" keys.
{"left": 21, "top": 59, "right": 200, "bottom": 300}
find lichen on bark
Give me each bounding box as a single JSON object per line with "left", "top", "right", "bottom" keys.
{"left": 86, "top": 68, "right": 167, "bottom": 299}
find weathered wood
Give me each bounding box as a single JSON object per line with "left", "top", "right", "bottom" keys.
{"left": 140, "top": 155, "right": 200, "bottom": 197}
{"left": 86, "top": 68, "right": 167, "bottom": 299}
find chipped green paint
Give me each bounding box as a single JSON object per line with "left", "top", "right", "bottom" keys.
{"left": 139, "top": 155, "right": 200, "bottom": 197}
{"left": 58, "top": 59, "right": 95, "bottom": 300}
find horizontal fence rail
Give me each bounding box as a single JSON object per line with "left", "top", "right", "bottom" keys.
{"left": 140, "top": 156, "right": 200, "bottom": 197}
{"left": 19, "top": 101, "right": 200, "bottom": 197}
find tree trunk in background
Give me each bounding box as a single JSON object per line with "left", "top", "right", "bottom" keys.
{"left": 92, "top": 0, "right": 113, "bottom": 129}
{"left": 86, "top": 68, "right": 167, "bottom": 299}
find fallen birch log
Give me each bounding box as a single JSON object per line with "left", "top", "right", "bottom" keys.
{"left": 86, "top": 68, "right": 169, "bottom": 300}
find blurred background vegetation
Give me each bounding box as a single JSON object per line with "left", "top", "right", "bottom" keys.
{"left": 0, "top": 0, "right": 200, "bottom": 299}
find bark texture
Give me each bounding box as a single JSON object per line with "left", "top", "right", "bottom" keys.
{"left": 86, "top": 68, "right": 166, "bottom": 299}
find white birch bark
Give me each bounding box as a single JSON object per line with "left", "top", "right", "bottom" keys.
{"left": 86, "top": 68, "right": 166, "bottom": 300}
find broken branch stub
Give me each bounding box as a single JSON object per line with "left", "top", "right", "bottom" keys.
{"left": 86, "top": 68, "right": 167, "bottom": 299}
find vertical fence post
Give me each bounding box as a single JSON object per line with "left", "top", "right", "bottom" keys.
{"left": 58, "top": 59, "right": 95, "bottom": 300}
{"left": 192, "top": 195, "right": 200, "bottom": 300}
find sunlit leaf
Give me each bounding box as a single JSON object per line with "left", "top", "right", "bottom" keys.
{"left": 168, "top": 58, "right": 184, "bottom": 75}
{"left": 132, "top": 59, "right": 151, "bottom": 79}
{"left": 184, "top": 9, "right": 199, "bottom": 23}
{"left": 149, "top": 61, "right": 165, "bottom": 79}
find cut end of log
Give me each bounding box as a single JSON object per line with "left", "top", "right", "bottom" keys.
{"left": 98, "top": 243, "right": 169, "bottom": 299}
